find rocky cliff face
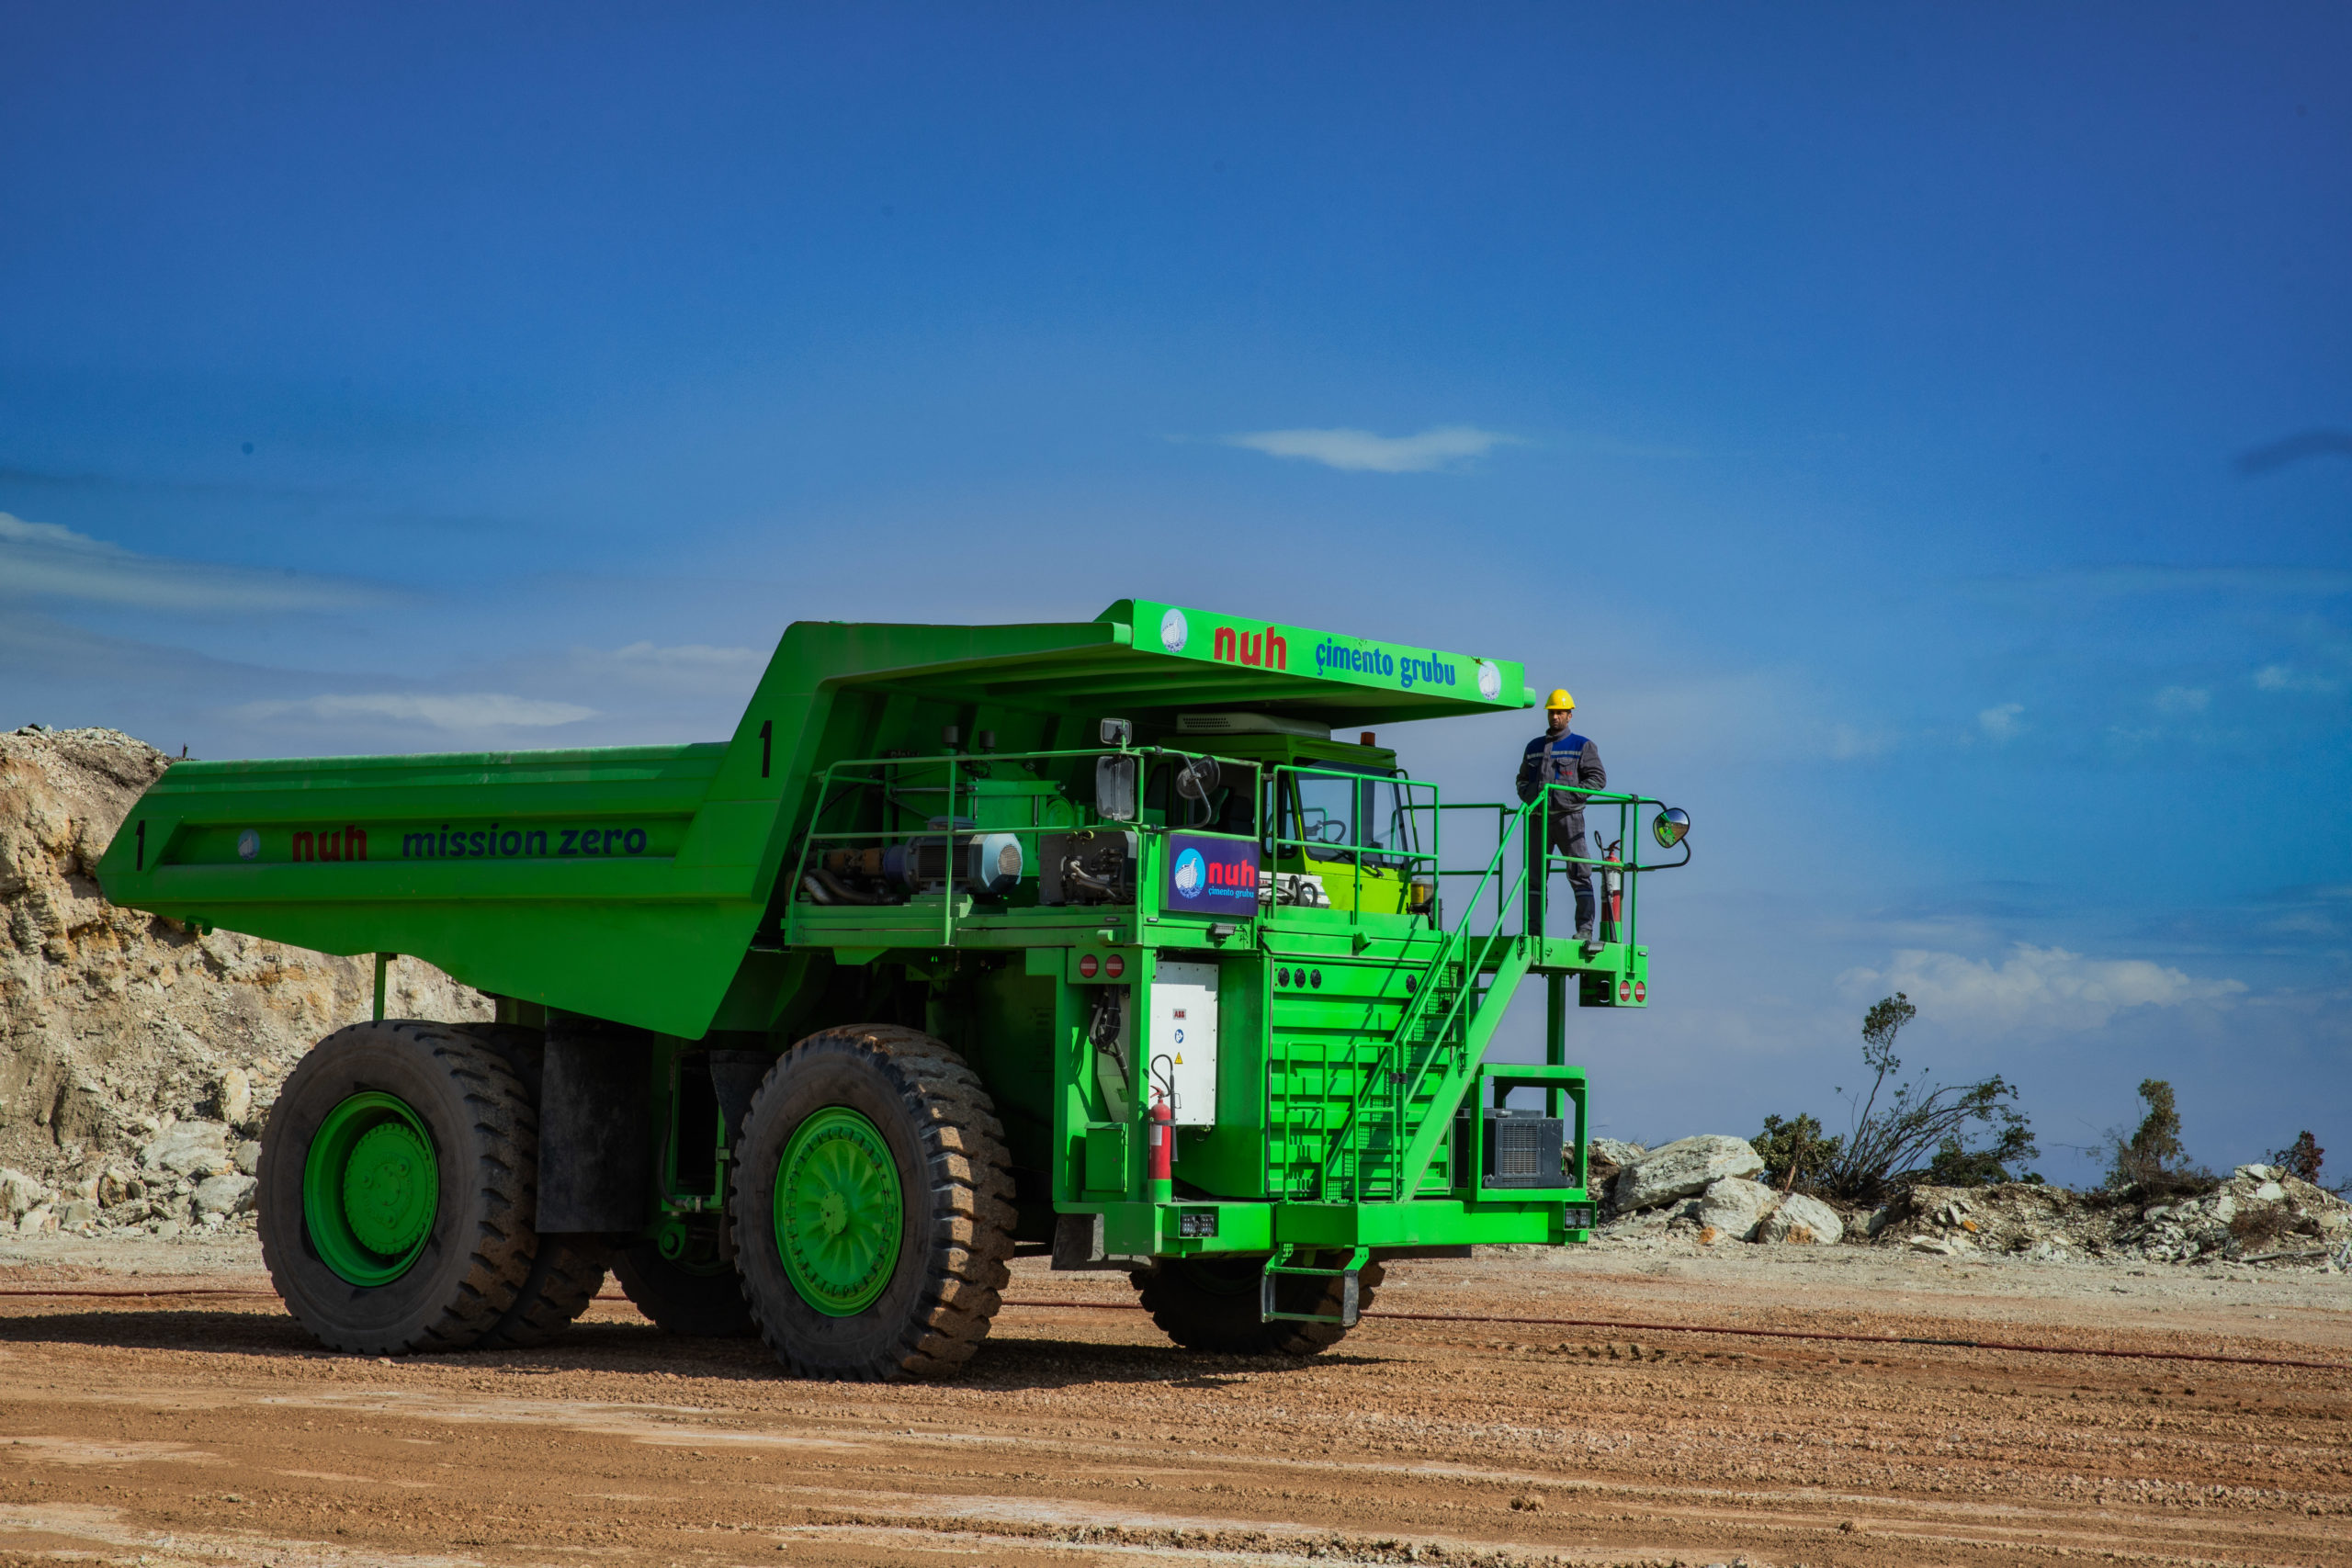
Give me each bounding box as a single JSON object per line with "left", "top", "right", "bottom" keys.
{"left": 0, "top": 726, "right": 487, "bottom": 1225}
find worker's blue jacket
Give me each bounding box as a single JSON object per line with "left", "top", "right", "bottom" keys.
{"left": 1516, "top": 730, "right": 1606, "bottom": 818}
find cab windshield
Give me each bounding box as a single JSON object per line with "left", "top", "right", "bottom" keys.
{"left": 1273, "top": 761, "right": 1421, "bottom": 870}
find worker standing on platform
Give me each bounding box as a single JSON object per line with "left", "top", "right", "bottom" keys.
{"left": 1516, "top": 689, "right": 1607, "bottom": 942}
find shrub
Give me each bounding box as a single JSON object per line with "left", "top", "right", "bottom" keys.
{"left": 2103, "top": 1078, "right": 2214, "bottom": 1197}
{"left": 1753, "top": 1112, "right": 1842, "bottom": 1193}
{"left": 1811, "top": 993, "right": 2038, "bottom": 1204}
{"left": 2267, "top": 1131, "right": 2324, "bottom": 1186}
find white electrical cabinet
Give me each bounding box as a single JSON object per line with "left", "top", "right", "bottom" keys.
{"left": 1148, "top": 960, "right": 1220, "bottom": 1127}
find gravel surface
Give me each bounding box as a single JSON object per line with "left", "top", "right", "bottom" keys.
{"left": 3, "top": 1239, "right": 2347, "bottom": 1567}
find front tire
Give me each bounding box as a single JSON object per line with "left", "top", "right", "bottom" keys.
{"left": 1133, "top": 1252, "right": 1385, "bottom": 1357}
{"left": 731, "top": 1024, "right": 1014, "bottom": 1380}
{"left": 258, "top": 1021, "right": 536, "bottom": 1355}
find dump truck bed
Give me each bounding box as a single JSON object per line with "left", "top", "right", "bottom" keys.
{"left": 96, "top": 601, "right": 1530, "bottom": 1035}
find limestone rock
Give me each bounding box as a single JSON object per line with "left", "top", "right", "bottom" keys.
{"left": 1694, "top": 1177, "right": 1780, "bottom": 1242}
{"left": 59, "top": 1198, "right": 97, "bottom": 1229}
{"left": 1758, "top": 1191, "right": 1844, "bottom": 1246}
{"left": 216, "top": 1067, "right": 252, "bottom": 1128}
{"left": 1590, "top": 1138, "right": 1648, "bottom": 1169}
{"left": 191, "top": 1171, "right": 257, "bottom": 1220}
{"left": 0, "top": 1167, "right": 46, "bottom": 1218}
{"left": 16, "top": 1204, "right": 55, "bottom": 1235}
{"left": 233, "top": 1140, "right": 263, "bottom": 1176}
{"left": 1613, "top": 1135, "right": 1766, "bottom": 1212}
{"left": 142, "top": 1121, "right": 232, "bottom": 1177}
{"left": 0, "top": 726, "right": 489, "bottom": 1200}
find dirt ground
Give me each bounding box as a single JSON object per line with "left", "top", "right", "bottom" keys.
{"left": 2, "top": 1238, "right": 2347, "bottom": 1568}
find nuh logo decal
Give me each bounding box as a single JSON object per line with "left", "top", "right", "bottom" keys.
{"left": 1211, "top": 624, "right": 1288, "bottom": 670}
{"left": 1166, "top": 832, "right": 1260, "bottom": 915}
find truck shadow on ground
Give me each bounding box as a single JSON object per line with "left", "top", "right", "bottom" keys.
{"left": 0, "top": 1311, "right": 1385, "bottom": 1391}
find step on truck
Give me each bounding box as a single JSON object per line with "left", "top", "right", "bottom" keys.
{"left": 97, "top": 600, "right": 1690, "bottom": 1378}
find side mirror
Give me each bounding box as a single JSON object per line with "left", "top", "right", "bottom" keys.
{"left": 1174, "top": 754, "right": 1221, "bottom": 802}
{"left": 1099, "top": 717, "right": 1134, "bottom": 748}
{"left": 1095, "top": 755, "right": 1138, "bottom": 821}
{"left": 1651, "top": 807, "right": 1691, "bottom": 850}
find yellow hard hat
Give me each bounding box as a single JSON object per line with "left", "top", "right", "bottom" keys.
{"left": 1545, "top": 688, "right": 1575, "bottom": 711}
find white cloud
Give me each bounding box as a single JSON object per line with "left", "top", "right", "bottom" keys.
{"left": 609, "top": 641, "right": 764, "bottom": 670}
{"left": 0, "top": 511, "right": 385, "bottom": 613}
{"left": 1224, "top": 425, "right": 1519, "bottom": 473}
{"left": 234, "top": 693, "right": 596, "bottom": 730}
{"left": 1977, "top": 702, "right": 2024, "bottom": 740}
{"left": 2255, "top": 663, "right": 2342, "bottom": 694}
{"left": 1826, "top": 722, "right": 1897, "bottom": 761}
{"left": 2153, "top": 685, "right": 2209, "bottom": 712}
{"left": 1838, "top": 943, "right": 2245, "bottom": 1032}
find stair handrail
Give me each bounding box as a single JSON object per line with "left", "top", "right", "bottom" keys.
{"left": 1316, "top": 795, "right": 1543, "bottom": 1198}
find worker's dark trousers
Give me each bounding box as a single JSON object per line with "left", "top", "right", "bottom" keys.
{"left": 1549, "top": 813, "right": 1596, "bottom": 934}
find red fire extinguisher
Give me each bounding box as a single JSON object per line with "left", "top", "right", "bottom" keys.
{"left": 1147, "top": 1091, "right": 1174, "bottom": 1204}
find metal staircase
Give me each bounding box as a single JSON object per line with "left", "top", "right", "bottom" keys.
{"left": 1310, "top": 797, "right": 1543, "bottom": 1204}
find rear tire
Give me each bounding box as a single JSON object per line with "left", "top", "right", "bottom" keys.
{"left": 1133, "top": 1252, "right": 1385, "bottom": 1356}
{"left": 446, "top": 1023, "right": 612, "bottom": 1350}
{"left": 482, "top": 1235, "right": 610, "bottom": 1348}
{"left": 610, "top": 1240, "right": 755, "bottom": 1337}
{"left": 731, "top": 1024, "right": 1014, "bottom": 1380}
{"left": 258, "top": 1021, "right": 536, "bottom": 1356}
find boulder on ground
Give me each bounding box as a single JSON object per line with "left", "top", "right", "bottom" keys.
{"left": 141, "top": 1121, "right": 232, "bottom": 1178}
{"left": 1758, "top": 1191, "right": 1844, "bottom": 1246}
{"left": 1694, "top": 1177, "right": 1780, "bottom": 1242}
{"left": 1590, "top": 1138, "right": 1648, "bottom": 1170}
{"left": 216, "top": 1067, "right": 253, "bottom": 1129}
{"left": 59, "top": 1199, "right": 97, "bottom": 1230}
{"left": 0, "top": 1168, "right": 48, "bottom": 1218}
{"left": 1613, "top": 1135, "right": 1766, "bottom": 1212}
{"left": 191, "top": 1172, "right": 257, "bottom": 1220}
{"left": 233, "top": 1141, "right": 263, "bottom": 1176}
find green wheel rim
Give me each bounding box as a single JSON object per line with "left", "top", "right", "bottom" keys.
{"left": 775, "top": 1106, "right": 903, "bottom": 1316}
{"left": 303, "top": 1091, "right": 440, "bottom": 1286}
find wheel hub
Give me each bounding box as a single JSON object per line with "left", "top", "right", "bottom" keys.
{"left": 775, "top": 1106, "right": 902, "bottom": 1316}
{"left": 303, "top": 1090, "right": 440, "bottom": 1287}
{"left": 342, "top": 1122, "right": 435, "bottom": 1256}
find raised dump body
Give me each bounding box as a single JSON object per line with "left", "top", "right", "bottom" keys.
{"left": 97, "top": 600, "right": 1688, "bottom": 1376}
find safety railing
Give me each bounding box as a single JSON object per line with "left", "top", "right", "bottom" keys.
{"left": 1307, "top": 783, "right": 1685, "bottom": 1203}
{"left": 1310, "top": 794, "right": 1540, "bottom": 1201}
{"left": 782, "top": 743, "right": 1260, "bottom": 947}
{"left": 1261, "top": 763, "right": 1440, "bottom": 920}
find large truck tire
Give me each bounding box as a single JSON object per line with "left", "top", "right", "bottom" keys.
{"left": 730, "top": 1024, "right": 1014, "bottom": 1380}
{"left": 610, "top": 1241, "right": 755, "bottom": 1337}
{"left": 1132, "top": 1252, "right": 1386, "bottom": 1357}
{"left": 257, "top": 1021, "right": 537, "bottom": 1356}
{"left": 481, "top": 1235, "right": 610, "bottom": 1348}
{"left": 447, "top": 1024, "right": 609, "bottom": 1351}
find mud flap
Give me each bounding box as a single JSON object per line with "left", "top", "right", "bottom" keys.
{"left": 539, "top": 1014, "right": 652, "bottom": 1233}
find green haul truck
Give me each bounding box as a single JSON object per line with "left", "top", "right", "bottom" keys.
{"left": 96, "top": 600, "right": 1690, "bottom": 1379}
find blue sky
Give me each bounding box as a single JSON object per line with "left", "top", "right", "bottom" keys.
{"left": 6, "top": 5, "right": 2346, "bottom": 1184}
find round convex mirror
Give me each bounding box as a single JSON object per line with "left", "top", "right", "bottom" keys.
{"left": 1652, "top": 807, "right": 1691, "bottom": 850}
{"left": 1175, "top": 755, "right": 1222, "bottom": 801}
